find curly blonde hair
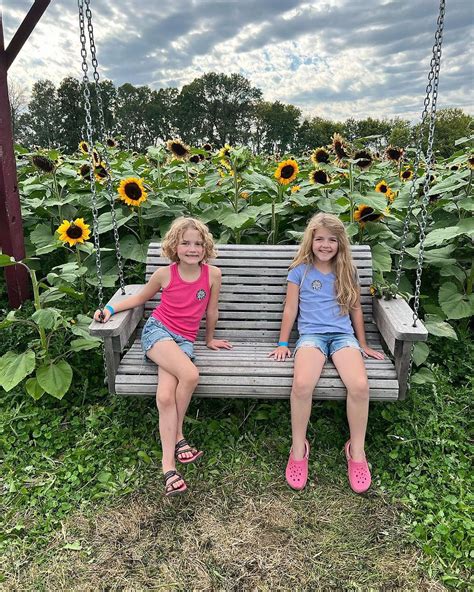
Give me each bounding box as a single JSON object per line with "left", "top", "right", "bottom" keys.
{"left": 161, "top": 217, "right": 217, "bottom": 262}
{"left": 290, "top": 212, "right": 359, "bottom": 315}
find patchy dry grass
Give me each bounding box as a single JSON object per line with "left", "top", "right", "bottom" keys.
{"left": 3, "top": 462, "right": 446, "bottom": 592}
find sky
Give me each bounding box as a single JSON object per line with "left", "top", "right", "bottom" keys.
{"left": 3, "top": 0, "right": 474, "bottom": 123}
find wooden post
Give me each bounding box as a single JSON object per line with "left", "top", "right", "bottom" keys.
{"left": 0, "top": 1, "right": 50, "bottom": 307}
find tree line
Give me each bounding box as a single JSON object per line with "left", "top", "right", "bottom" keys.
{"left": 10, "top": 72, "right": 472, "bottom": 157}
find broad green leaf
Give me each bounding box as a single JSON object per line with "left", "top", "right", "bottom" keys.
{"left": 413, "top": 342, "right": 429, "bottom": 366}
{"left": 0, "top": 351, "right": 36, "bottom": 392}
{"left": 30, "top": 224, "right": 60, "bottom": 255}
{"left": 25, "top": 377, "right": 45, "bottom": 400}
{"left": 97, "top": 210, "right": 134, "bottom": 234}
{"left": 438, "top": 282, "right": 473, "bottom": 320}
{"left": 218, "top": 210, "right": 255, "bottom": 230}
{"left": 70, "top": 338, "right": 101, "bottom": 352}
{"left": 31, "top": 308, "right": 62, "bottom": 329}
{"left": 405, "top": 244, "right": 457, "bottom": 267}
{"left": 39, "top": 287, "right": 66, "bottom": 305}
{"left": 439, "top": 265, "right": 468, "bottom": 284}
{"left": 0, "top": 310, "right": 17, "bottom": 329}
{"left": 36, "top": 360, "right": 73, "bottom": 399}
{"left": 371, "top": 244, "right": 392, "bottom": 272}
{"left": 352, "top": 191, "right": 387, "bottom": 211}
{"left": 423, "top": 315, "right": 458, "bottom": 340}
{"left": 411, "top": 367, "right": 436, "bottom": 384}
{"left": 0, "top": 254, "right": 17, "bottom": 267}
{"left": 424, "top": 218, "right": 474, "bottom": 247}
{"left": 119, "top": 236, "right": 151, "bottom": 263}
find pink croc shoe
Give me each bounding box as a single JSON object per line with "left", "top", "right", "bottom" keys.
{"left": 285, "top": 439, "right": 310, "bottom": 490}
{"left": 344, "top": 440, "right": 371, "bottom": 494}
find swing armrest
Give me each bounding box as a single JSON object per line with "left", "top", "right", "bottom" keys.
{"left": 89, "top": 284, "right": 145, "bottom": 340}
{"left": 373, "top": 296, "right": 428, "bottom": 351}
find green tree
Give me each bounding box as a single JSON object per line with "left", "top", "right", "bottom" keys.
{"left": 22, "top": 79, "right": 58, "bottom": 147}
{"left": 426, "top": 108, "right": 473, "bottom": 158}
{"left": 296, "top": 116, "right": 342, "bottom": 152}
{"left": 388, "top": 117, "right": 412, "bottom": 149}
{"left": 176, "top": 73, "right": 262, "bottom": 146}
{"left": 255, "top": 101, "right": 301, "bottom": 153}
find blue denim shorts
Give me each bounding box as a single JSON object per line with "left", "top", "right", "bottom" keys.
{"left": 295, "top": 332, "right": 361, "bottom": 359}
{"left": 141, "top": 316, "right": 195, "bottom": 361}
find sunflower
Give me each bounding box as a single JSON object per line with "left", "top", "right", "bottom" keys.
{"left": 354, "top": 150, "right": 372, "bottom": 170}
{"left": 189, "top": 154, "right": 200, "bottom": 164}
{"left": 449, "top": 164, "right": 459, "bottom": 171}
{"left": 78, "top": 163, "right": 91, "bottom": 179}
{"left": 332, "top": 133, "right": 349, "bottom": 161}
{"left": 385, "top": 145, "right": 404, "bottom": 162}
{"left": 32, "top": 155, "right": 55, "bottom": 173}
{"left": 166, "top": 139, "right": 190, "bottom": 160}
{"left": 354, "top": 204, "right": 384, "bottom": 226}
{"left": 275, "top": 159, "right": 299, "bottom": 185}
{"left": 203, "top": 143, "right": 212, "bottom": 151}
{"left": 79, "top": 141, "right": 90, "bottom": 154}
{"left": 106, "top": 138, "right": 117, "bottom": 148}
{"left": 468, "top": 155, "right": 474, "bottom": 170}
{"left": 400, "top": 168, "right": 413, "bottom": 181}
{"left": 370, "top": 285, "right": 377, "bottom": 297}
{"left": 94, "top": 162, "right": 109, "bottom": 183}
{"left": 309, "top": 169, "right": 330, "bottom": 185}
{"left": 117, "top": 177, "right": 147, "bottom": 207}
{"left": 291, "top": 185, "right": 301, "bottom": 193}
{"left": 57, "top": 218, "right": 91, "bottom": 247}
{"left": 311, "top": 147, "right": 330, "bottom": 165}
{"left": 375, "top": 180, "right": 390, "bottom": 195}
{"left": 387, "top": 189, "right": 396, "bottom": 204}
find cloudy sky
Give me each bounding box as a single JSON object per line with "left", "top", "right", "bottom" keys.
{"left": 3, "top": 0, "right": 474, "bottom": 122}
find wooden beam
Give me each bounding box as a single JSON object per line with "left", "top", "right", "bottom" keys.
{"left": 5, "top": 0, "right": 51, "bottom": 70}
{"left": 0, "top": 16, "right": 29, "bottom": 305}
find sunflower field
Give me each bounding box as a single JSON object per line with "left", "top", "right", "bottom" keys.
{"left": 0, "top": 134, "right": 473, "bottom": 400}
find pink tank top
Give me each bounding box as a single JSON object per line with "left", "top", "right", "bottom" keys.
{"left": 152, "top": 263, "right": 210, "bottom": 342}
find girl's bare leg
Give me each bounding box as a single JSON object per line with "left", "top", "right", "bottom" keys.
{"left": 291, "top": 347, "right": 326, "bottom": 460}
{"left": 332, "top": 347, "right": 370, "bottom": 462}
{"left": 155, "top": 366, "right": 179, "bottom": 476}
{"left": 146, "top": 340, "right": 199, "bottom": 463}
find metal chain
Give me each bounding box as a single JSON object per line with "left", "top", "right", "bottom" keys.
{"left": 395, "top": 0, "right": 446, "bottom": 299}
{"left": 78, "top": 0, "right": 108, "bottom": 382}
{"left": 394, "top": 0, "right": 445, "bottom": 389}
{"left": 84, "top": 0, "right": 126, "bottom": 294}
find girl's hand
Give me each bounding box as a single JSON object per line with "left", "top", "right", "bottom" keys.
{"left": 268, "top": 346, "right": 291, "bottom": 361}
{"left": 93, "top": 308, "right": 112, "bottom": 323}
{"left": 206, "top": 339, "right": 233, "bottom": 350}
{"left": 361, "top": 346, "right": 384, "bottom": 360}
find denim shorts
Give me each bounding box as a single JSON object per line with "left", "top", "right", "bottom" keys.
{"left": 141, "top": 316, "right": 195, "bottom": 361}
{"left": 295, "top": 332, "right": 362, "bottom": 359}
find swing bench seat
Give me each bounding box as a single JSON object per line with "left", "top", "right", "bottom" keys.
{"left": 89, "top": 244, "right": 428, "bottom": 401}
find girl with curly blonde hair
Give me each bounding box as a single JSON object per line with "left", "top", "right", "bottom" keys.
{"left": 94, "top": 217, "right": 231, "bottom": 497}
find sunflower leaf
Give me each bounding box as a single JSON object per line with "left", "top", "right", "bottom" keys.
{"left": 25, "top": 377, "right": 45, "bottom": 400}
{"left": 423, "top": 315, "right": 458, "bottom": 340}
{"left": 438, "top": 282, "right": 473, "bottom": 320}
{"left": 0, "top": 351, "right": 36, "bottom": 392}
{"left": 36, "top": 360, "right": 73, "bottom": 399}
{"left": 371, "top": 244, "right": 392, "bottom": 272}
{"left": 0, "top": 254, "right": 17, "bottom": 267}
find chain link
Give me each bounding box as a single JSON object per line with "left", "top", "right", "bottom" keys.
{"left": 84, "top": 0, "right": 126, "bottom": 294}
{"left": 78, "top": 0, "right": 108, "bottom": 382}
{"left": 393, "top": 0, "right": 445, "bottom": 388}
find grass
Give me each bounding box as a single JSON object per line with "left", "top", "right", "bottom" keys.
{"left": 0, "top": 294, "right": 471, "bottom": 589}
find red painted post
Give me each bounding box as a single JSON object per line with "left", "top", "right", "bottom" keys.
{"left": 0, "top": 16, "right": 29, "bottom": 307}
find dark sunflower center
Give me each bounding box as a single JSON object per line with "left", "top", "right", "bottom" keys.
{"left": 379, "top": 184, "right": 388, "bottom": 193}
{"left": 203, "top": 144, "right": 212, "bottom": 151}
{"left": 402, "top": 170, "right": 412, "bottom": 179}
{"left": 81, "top": 142, "right": 89, "bottom": 153}
{"left": 32, "top": 155, "right": 55, "bottom": 172}
{"left": 388, "top": 148, "right": 401, "bottom": 160}
{"left": 125, "top": 182, "right": 142, "bottom": 200}
{"left": 316, "top": 150, "right": 329, "bottom": 163}
{"left": 361, "top": 207, "right": 380, "bottom": 222}
{"left": 96, "top": 166, "right": 107, "bottom": 178}
{"left": 190, "top": 154, "right": 200, "bottom": 163}
{"left": 106, "top": 138, "right": 116, "bottom": 147}
{"left": 66, "top": 224, "right": 83, "bottom": 239}
{"left": 281, "top": 164, "right": 295, "bottom": 179}
{"left": 172, "top": 143, "right": 187, "bottom": 156}
{"left": 334, "top": 143, "right": 347, "bottom": 158}
{"left": 313, "top": 170, "right": 329, "bottom": 184}
{"left": 80, "top": 164, "right": 91, "bottom": 177}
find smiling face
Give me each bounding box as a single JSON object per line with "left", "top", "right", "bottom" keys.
{"left": 312, "top": 227, "right": 339, "bottom": 264}
{"left": 176, "top": 228, "right": 205, "bottom": 264}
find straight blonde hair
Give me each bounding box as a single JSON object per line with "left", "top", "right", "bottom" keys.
{"left": 290, "top": 213, "right": 359, "bottom": 315}
{"left": 161, "top": 217, "right": 217, "bottom": 262}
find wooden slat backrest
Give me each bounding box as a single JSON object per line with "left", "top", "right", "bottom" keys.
{"left": 142, "top": 244, "right": 373, "bottom": 343}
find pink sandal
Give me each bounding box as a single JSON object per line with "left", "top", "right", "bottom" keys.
{"left": 285, "top": 439, "right": 310, "bottom": 490}
{"left": 344, "top": 440, "right": 371, "bottom": 494}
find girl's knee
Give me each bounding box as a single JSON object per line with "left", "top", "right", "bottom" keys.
{"left": 156, "top": 389, "right": 176, "bottom": 409}
{"left": 347, "top": 379, "right": 369, "bottom": 401}
{"left": 291, "top": 377, "right": 314, "bottom": 400}
{"left": 180, "top": 366, "right": 199, "bottom": 388}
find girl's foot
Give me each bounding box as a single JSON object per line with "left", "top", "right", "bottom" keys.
{"left": 175, "top": 439, "right": 204, "bottom": 464}
{"left": 164, "top": 470, "right": 187, "bottom": 497}
{"left": 286, "top": 439, "right": 310, "bottom": 490}
{"left": 344, "top": 440, "right": 371, "bottom": 494}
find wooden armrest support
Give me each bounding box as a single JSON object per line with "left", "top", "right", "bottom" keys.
{"left": 89, "top": 285, "right": 145, "bottom": 340}
{"left": 373, "top": 296, "right": 428, "bottom": 344}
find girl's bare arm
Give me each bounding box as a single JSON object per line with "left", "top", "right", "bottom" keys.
{"left": 350, "top": 292, "right": 384, "bottom": 359}
{"left": 268, "top": 282, "right": 299, "bottom": 360}
{"left": 206, "top": 266, "right": 232, "bottom": 349}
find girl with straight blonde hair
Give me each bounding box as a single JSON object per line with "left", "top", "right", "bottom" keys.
{"left": 269, "top": 213, "right": 384, "bottom": 493}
